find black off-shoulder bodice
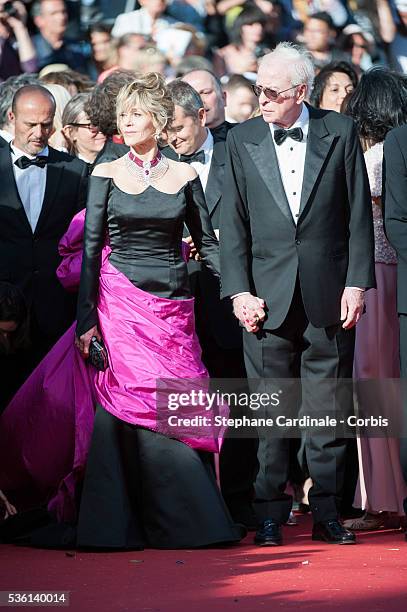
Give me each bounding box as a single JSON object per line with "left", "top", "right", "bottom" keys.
{"left": 76, "top": 176, "right": 220, "bottom": 336}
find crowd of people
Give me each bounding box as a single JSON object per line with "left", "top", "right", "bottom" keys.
{"left": 1, "top": 0, "right": 407, "bottom": 551}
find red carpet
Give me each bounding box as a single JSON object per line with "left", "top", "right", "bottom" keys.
{"left": 1, "top": 515, "right": 406, "bottom": 611}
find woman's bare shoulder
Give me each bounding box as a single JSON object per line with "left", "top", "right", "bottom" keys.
{"left": 167, "top": 158, "right": 198, "bottom": 181}
{"left": 91, "top": 157, "right": 124, "bottom": 178}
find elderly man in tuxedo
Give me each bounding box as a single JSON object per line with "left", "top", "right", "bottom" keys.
{"left": 220, "top": 42, "right": 375, "bottom": 546}
{"left": 0, "top": 84, "right": 88, "bottom": 398}
{"left": 165, "top": 79, "right": 259, "bottom": 529}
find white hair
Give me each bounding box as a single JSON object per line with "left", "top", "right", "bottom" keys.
{"left": 259, "top": 42, "right": 315, "bottom": 95}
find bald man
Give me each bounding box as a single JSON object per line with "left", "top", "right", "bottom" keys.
{"left": 0, "top": 85, "right": 88, "bottom": 403}
{"left": 181, "top": 70, "right": 233, "bottom": 142}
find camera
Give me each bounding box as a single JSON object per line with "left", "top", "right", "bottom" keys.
{"left": 2, "top": 2, "right": 19, "bottom": 18}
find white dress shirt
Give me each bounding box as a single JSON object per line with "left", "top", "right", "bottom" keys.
{"left": 10, "top": 143, "right": 48, "bottom": 233}
{"left": 269, "top": 104, "right": 309, "bottom": 225}
{"left": 189, "top": 128, "right": 214, "bottom": 192}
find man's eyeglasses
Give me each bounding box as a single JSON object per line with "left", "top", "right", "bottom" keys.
{"left": 251, "top": 84, "right": 301, "bottom": 100}
{"left": 69, "top": 123, "right": 100, "bottom": 133}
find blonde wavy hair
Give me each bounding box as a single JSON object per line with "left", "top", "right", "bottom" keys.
{"left": 116, "top": 73, "right": 174, "bottom": 137}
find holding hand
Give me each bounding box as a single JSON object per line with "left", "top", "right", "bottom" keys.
{"left": 75, "top": 325, "right": 102, "bottom": 358}
{"left": 184, "top": 235, "right": 202, "bottom": 261}
{"left": 340, "top": 287, "right": 365, "bottom": 329}
{"left": 233, "top": 293, "right": 266, "bottom": 333}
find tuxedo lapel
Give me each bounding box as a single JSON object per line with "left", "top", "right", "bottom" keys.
{"left": 299, "top": 108, "right": 336, "bottom": 217}
{"left": 0, "top": 145, "right": 32, "bottom": 233}
{"left": 205, "top": 140, "right": 225, "bottom": 215}
{"left": 34, "top": 148, "right": 64, "bottom": 236}
{"left": 244, "top": 121, "right": 293, "bottom": 225}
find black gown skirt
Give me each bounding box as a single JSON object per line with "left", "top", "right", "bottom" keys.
{"left": 77, "top": 405, "right": 243, "bottom": 549}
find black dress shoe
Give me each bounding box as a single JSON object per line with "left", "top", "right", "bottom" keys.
{"left": 312, "top": 519, "right": 356, "bottom": 544}
{"left": 254, "top": 519, "right": 283, "bottom": 546}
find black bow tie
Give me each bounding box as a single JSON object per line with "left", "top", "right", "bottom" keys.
{"left": 14, "top": 155, "right": 48, "bottom": 170}
{"left": 274, "top": 127, "right": 303, "bottom": 146}
{"left": 179, "top": 150, "right": 206, "bottom": 164}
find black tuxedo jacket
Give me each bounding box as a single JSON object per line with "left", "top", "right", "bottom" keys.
{"left": 220, "top": 106, "right": 376, "bottom": 330}
{"left": 0, "top": 140, "right": 88, "bottom": 337}
{"left": 163, "top": 139, "right": 241, "bottom": 349}
{"left": 384, "top": 124, "right": 407, "bottom": 313}
{"left": 162, "top": 139, "right": 226, "bottom": 225}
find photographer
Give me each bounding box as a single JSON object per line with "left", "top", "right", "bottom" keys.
{"left": 0, "top": 1, "right": 38, "bottom": 81}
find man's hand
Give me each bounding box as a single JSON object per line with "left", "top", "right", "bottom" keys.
{"left": 233, "top": 293, "right": 266, "bottom": 333}
{"left": 340, "top": 287, "right": 365, "bottom": 329}
{"left": 75, "top": 325, "right": 102, "bottom": 358}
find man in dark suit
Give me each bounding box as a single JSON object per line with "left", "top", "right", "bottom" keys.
{"left": 220, "top": 43, "right": 375, "bottom": 545}
{"left": 0, "top": 84, "right": 88, "bottom": 400}
{"left": 165, "top": 79, "right": 241, "bottom": 368}
{"left": 383, "top": 124, "right": 407, "bottom": 538}
{"left": 165, "top": 79, "right": 258, "bottom": 528}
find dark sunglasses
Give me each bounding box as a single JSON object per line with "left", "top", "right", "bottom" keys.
{"left": 251, "top": 83, "right": 301, "bottom": 100}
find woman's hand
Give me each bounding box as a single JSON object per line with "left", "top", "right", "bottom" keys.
{"left": 75, "top": 325, "right": 101, "bottom": 358}
{"left": 0, "top": 489, "right": 17, "bottom": 519}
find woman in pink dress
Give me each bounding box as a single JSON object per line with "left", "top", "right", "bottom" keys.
{"left": 0, "top": 73, "right": 244, "bottom": 549}
{"left": 344, "top": 68, "right": 407, "bottom": 530}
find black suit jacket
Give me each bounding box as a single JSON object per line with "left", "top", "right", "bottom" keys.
{"left": 384, "top": 124, "right": 407, "bottom": 313}
{"left": 163, "top": 139, "right": 227, "bottom": 228}
{"left": 0, "top": 141, "right": 88, "bottom": 337}
{"left": 210, "top": 120, "right": 235, "bottom": 145}
{"left": 163, "top": 139, "right": 241, "bottom": 349}
{"left": 220, "top": 106, "right": 376, "bottom": 330}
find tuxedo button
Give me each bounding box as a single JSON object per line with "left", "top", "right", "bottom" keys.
{"left": 33, "top": 270, "right": 39, "bottom": 275}
{"left": 295, "top": 239, "right": 301, "bottom": 245}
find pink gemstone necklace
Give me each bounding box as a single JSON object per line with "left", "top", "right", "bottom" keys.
{"left": 125, "top": 149, "right": 169, "bottom": 187}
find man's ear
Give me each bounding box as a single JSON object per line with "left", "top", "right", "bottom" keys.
{"left": 198, "top": 107, "right": 206, "bottom": 126}
{"left": 296, "top": 84, "right": 307, "bottom": 105}
{"left": 8, "top": 110, "right": 15, "bottom": 125}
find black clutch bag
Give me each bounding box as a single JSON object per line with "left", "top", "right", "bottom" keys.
{"left": 88, "top": 336, "right": 109, "bottom": 371}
